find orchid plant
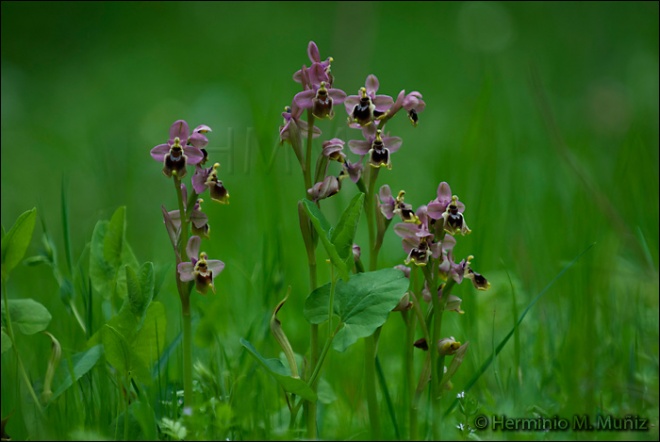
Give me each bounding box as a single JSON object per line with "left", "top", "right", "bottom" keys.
{"left": 251, "top": 40, "right": 493, "bottom": 440}
{"left": 150, "top": 119, "right": 229, "bottom": 411}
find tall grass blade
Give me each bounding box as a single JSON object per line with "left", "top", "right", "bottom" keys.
{"left": 375, "top": 355, "right": 400, "bottom": 440}
{"left": 61, "top": 177, "right": 73, "bottom": 275}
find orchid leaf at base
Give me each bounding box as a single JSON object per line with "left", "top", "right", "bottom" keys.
{"left": 240, "top": 338, "right": 317, "bottom": 402}
{"left": 304, "top": 268, "right": 409, "bottom": 352}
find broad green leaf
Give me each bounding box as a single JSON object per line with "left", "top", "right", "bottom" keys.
{"left": 301, "top": 199, "right": 348, "bottom": 280}
{"left": 101, "top": 323, "right": 150, "bottom": 381}
{"left": 88, "top": 262, "right": 154, "bottom": 350}
{"left": 125, "top": 262, "right": 154, "bottom": 318}
{"left": 1, "top": 207, "right": 37, "bottom": 280}
{"left": 89, "top": 219, "right": 114, "bottom": 297}
{"left": 1, "top": 328, "right": 12, "bottom": 354}
{"left": 329, "top": 193, "right": 364, "bottom": 266}
{"left": 122, "top": 242, "right": 140, "bottom": 271}
{"left": 132, "top": 301, "right": 166, "bottom": 379}
{"left": 105, "top": 206, "right": 126, "bottom": 269}
{"left": 138, "top": 262, "right": 155, "bottom": 308}
{"left": 1, "top": 298, "right": 52, "bottom": 335}
{"left": 50, "top": 344, "right": 103, "bottom": 401}
{"left": 240, "top": 338, "right": 317, "bottom": 401}
{"left": 304, "top": 268, "right": 408, "bottom": 352}
{"left": 89, "top": 207, "right": 134, "bottom": 301}
{"left": 101, "top": 324, "right": 130, "bottom": 374}
{"left": 87, "top": 302, "right": 139, "bottom": 349}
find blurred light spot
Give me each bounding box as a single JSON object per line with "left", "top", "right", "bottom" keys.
{"left": 586, "top": 79, "right": 631, "bottom": 137}
{"left": 1, "top": 61, "right": 26, "bottom": 123}
{"left": 457, "top": 2, "right": 514, "bottom": 53}
{"left": 626, "top": 51, "right": 659, "bottom": 113}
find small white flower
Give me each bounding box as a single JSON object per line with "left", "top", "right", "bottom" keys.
{"left": 457, "top": 391, "right": 465, "bottom": 399}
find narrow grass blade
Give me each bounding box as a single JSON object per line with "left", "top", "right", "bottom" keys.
{"left": 61, "top": 177, "right": 73, "bottom": 275}
{"left": 376, "top": 355, "right": 400, "bottom": 440}
{"left": 444, "top": 243, "right": 595, "bottom": 416}
{"left": 152, "top": 330, "right": 181, "bottom": 379}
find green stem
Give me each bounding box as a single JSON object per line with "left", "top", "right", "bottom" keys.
{"left": 173, "top": 176, "right": 194, "bottom": 410}
{"left": 365, "top": 332, "right": 381, "bottom": 440}
{"left": 404, "top": 310, "right": 418, "bottom": 441}
{"left": 181, "top": 295, "right": 193, "bottom": 411}
{"left": 327, "top": 266, "right": 336, "bottom": 338}
{"left": 373, "top": 217, "right": 392, "bottom": 270}
{"left": 362, "top": 165, "right": 383, "bottom": 439}
{"left": 407, "top": 270, "right": 426, "bottom": 441}
{"left": 301, "top": 110, "right": 319, "bottom": 439}
{"left": 404, "top": 269, "right": 422, "bottom": 441}
{"left": 424, "top": 265, "right": 454, "bottom": 440}
{"left": 308, "top": 322, "right": 341, "bottom": 388}
{"left": 2, "top": 278, "right": 44, "bottom": 415}
{"left": 123, "top": 375, "right": 129, "bottom": 441}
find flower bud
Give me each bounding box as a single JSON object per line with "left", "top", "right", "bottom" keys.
{"left": 41, "top": 331, "right": 62, "bottom": 403}
{"left": 438, "top": 336, "right": 461, "bottom": 356}
{"left": 270, "top": 293, "right": 299, "bottom": 378}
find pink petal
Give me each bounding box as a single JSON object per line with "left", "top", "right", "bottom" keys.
{"left": 293, "top": 69, "right": 304, "bottom": 84}
{"left": 308, "top": 63, "right": 330, "bottom": 86}
{"left": 183, "top": 146, "right": 204, "bottom": 165}
{"left": 308, "top": 41, "right": 320, "bottom": 62}
{"left": 430, "top": 242, "right": 442, "bottom": 259}
{"left": 298, "top": 120, "right": 322, "bottom": 138}
{"left": 389, "top": 89, "right": 406, "bottom": 116}
{"left": 188, "top": 132, "right": 209, "bottom": 150}
{"left": 294, "top": 90, "right": 315, "bottom": 109}
{"left": 348, "top": 140, "right": 371, "bottom": 155}
{"left": 150, "top": 144, "right": 170, "bottom": 162}
{"left": 366, "top": 74, "right": 379, "bottom": 95}
{"left": 384, "top": 136, "right": 402, "bottom": 153}
{"left": 404, "top": 91, "right": 426, "bottom": 112}
{"left": 194, "top": 124, "right": 212, "bottom": 134}
{"left": 437, "top": 182, "right": 452, "bottom": 201}
{"left": 394, "top": 223, "right": 418, "bottom": 240}
{"left": 190, "top": 211, "right": 208, "bottom": 229}
{"left": 402, "top": 237, "right": 416, "bottom": 254}
{"left": 161, "top": 206, "right": 179, "bottom": 249}
{"left": 379, "top": 184, "right": 392, "bottom": 201}
{"left": 186, "top": 236, "right": 201, "bottom": 261}
{"left": 344, "top": 95, "right": 360, "bottom": 114}
{"left": 177, "top": 262, "right": 195, "bottom": 282}
{"left": 207, "top": 259, "right": 225, "bottom": 277}
{"left": 441, "top": 234, "right": 456, "bottom": 252}
{"left": 373, "top": 95, "right": 394, "bottom": 112}
{"left": 328, "top": 88, "right": 347, "bottom": 104}
{"left": 168, "top": 209, "right": 182, "bottom": 228}
{"left": 426, "top": 202, "right": 445, "bottom": 220}
{"left": 192, "top": 168, "right": 209, "bottom": 194}
{"left": 169, "top": 120, "right": 190, "bottom": 144}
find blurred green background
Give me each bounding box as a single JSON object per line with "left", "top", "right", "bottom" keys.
{"left": 2, "top": 1, "right": 658, "bottom": 440}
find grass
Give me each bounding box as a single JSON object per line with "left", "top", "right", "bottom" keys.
{"left": 1, "top": 2, "right": 658, "bottom": 440}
